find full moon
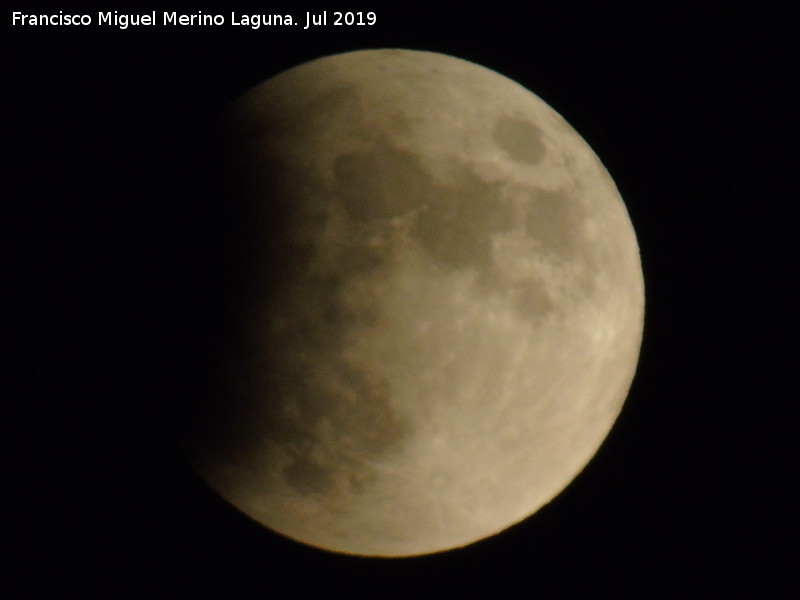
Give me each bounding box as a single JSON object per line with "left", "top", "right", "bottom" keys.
{"left": 188, "top": 49, "right": 644, "bottom": 557}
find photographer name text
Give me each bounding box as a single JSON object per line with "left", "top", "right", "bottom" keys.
{"left": 11, "top": 10, "right": 377, "bottom": 30}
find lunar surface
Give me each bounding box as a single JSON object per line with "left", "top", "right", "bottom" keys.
{"left": 189, "top": 49, "right": 644, "bottom": 557}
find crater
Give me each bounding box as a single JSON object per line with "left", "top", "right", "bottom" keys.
{"left": 525, "top": 188, "right": 585, "bottom": 260}
{"left": 241, "top": 356, "right": 411, "bottom": 497}
{"left": 320, "top": 362, "right": 407, "bottom": 456}
{"left": 511, "top": 279, "right": 555, "bottom": 319}
{"left": 334, "top": 139, "right": 428, "bottom": 221}
{"left": 523, "top": 188, "right": 598, "bottom": 297}
{"left": 333, "top": 138, "right": 516, "bottom": 273}
{"left": 492, "top": 116, "right": 546, "bottom": 165}
{"left": 412, "top": 168, "right": 514, "bottom": 271}
{"left": 283, "top": 454, "right": 335, "bottom": 495}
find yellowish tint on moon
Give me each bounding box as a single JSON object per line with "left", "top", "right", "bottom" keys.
{"left": 190, "top": 49, "right": 644, "bottom": 557}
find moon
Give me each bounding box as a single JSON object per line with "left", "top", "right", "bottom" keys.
{"left": 188, "top": 49, "right": 644, "bottom": 557}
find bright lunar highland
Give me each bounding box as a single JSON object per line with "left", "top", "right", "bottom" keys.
{"left": 189, "top": 49, "right": 645, "bottom": 557}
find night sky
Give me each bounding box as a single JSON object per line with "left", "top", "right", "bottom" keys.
{"left": 6, "top": 4, "right": 796, "bottom": 596}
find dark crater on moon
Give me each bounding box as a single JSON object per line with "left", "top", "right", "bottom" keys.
{"left": 276, "top": 360, "right": 407, "bottom": 496}
{"left": 334, "top": 139, "right": 428, "bottom": 221}
{"left": 333, "top": 137, "right": 514, "bottom": 272}
{"left": 492, "top": 116, "right": 546, "bottom": 165}
{"left": 524, "top": 187, "right": 598, "bottom": 297}
{"left": 510, "top": 279, "right": 557, "bottom": 319}
{"left": 525, "top": 188, "right": 586, "bottom": 260}
{"left": 223, "top": 353, "right": 410, "bottom": 497}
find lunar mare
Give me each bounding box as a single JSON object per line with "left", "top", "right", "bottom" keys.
{"left": 190, "top": 49, "right": 644, "bottom": 556}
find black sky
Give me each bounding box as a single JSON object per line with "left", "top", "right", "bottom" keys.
{"left": 6, "top": 4, "right": 796, "bottom": 596}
